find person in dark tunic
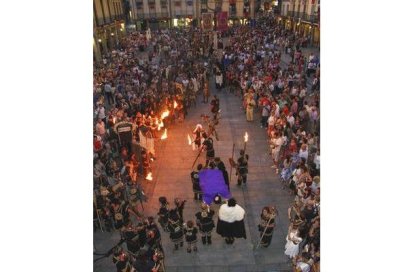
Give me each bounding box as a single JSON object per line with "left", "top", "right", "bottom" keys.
{"left": 236, "top": 150, "right": 249, "bottom": 186}
{"left": 258, "top": 206, "right": 278, "bottom": 248}
{"left": 112, "top": 248, "right": 133, "bottom": 272}
{"left": 111, "top": 199, "right": 130, "bottom": 230}
{"left": 191, "top": 164, "right": 203, "bottom": 200}
{"left": 145, "top": 216, "right": 163, "bottom": 253}
{"left": 183, "top": 220, "right": 198, "bottom": 253}
{"left": 157, "top": 196, "right": 169, "bottom": 231}
{"left": 210, "top": 95, "right": 220, "bottom": 120}
{"left": 216, "top": 198, "right": 247, "bottom": 244}
{"left": 214, "top": 157, "right": 230, "bottom": 191}
{"left": 167, "top": 208, "right": 184, "bottom": 250}
{"left": 195, "top": 203, "right": 215, "bottom": 245}
{"left": 174, "top": 198, "right": 186, "bottom": 223}
{"left": 202, "top": 132, "right": 215, "bottom": 167}
{"left": 133, "top": 252, "right": 155, "bottom": 272}
{"left": 121, "top": 223, "right": 141, "bottom": 254}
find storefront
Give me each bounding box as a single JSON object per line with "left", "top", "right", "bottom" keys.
{"left": 94, "top": 20, "right": 125, "bottom": 61}
{"left": 173, "top": 17, "right": 192, "bottom": 27}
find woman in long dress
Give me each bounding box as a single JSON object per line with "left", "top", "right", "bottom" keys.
{"left": 258, "top": 206, "right": 277, "bottom": 247}
{"left": 284, "top": 222, "right": 303, "bottom": 258}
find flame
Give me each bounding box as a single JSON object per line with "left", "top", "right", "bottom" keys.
{"left": 160, "top": 110, "right": 170, "bottom": 120}
{"left": 113, "top": 117, "right": 116, "bottom": 124}
{"left": 174, "top": 101, "right": 178, "bottom": 109}
{"left": 157, "top": 120, "right": 164, "bottom": 131}
{"left": 161, "top": 129, "right": 168, "bottom": 140}
{"left": 244, "top": 132, "right": 248, "bottom": 142}
{"left": 145, "top": 172, "right": 153, "bottom": 181}
{"left": 187, "top": 134, "right": 192, "bottom": 145}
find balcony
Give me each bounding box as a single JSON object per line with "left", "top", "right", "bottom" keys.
{"left": 95, "top": 16, "right": 124, "bottom": 27}
{"left": 136, "top": 12, "right": 170, "bottom": 20}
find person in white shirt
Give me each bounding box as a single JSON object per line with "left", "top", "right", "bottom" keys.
{"left": 270, "top": 133, "right": 285, "bottom": 171}
{"left": 96, "top": 104, "right": 106, "bottom": 123}
{"left": 313, "top": 150, "right": 320, "bottom": 170}
{"left": 299, "top": 144, "right": 309, "bottom": 162}
{"left": 215, "top": 71, "right": 223, "bottom": 92}
{"left": 287, "top": 113, "right": 295, "bottom": 127}
{"left": 95, "top": 119, "right": 106, "bottom": 139}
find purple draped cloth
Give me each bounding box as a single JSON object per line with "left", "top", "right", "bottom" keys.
{"left": 198, "top": 169, "right": 231, "bottom": 204}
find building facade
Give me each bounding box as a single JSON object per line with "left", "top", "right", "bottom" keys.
{"left": 128, "top": 0, "right": 281, "bottom": 30}
{"left": 93, "top": 0, "right": 126, "bottom": 62}
{"left": 279, "top": 0, "right": 319, "bottom": 45}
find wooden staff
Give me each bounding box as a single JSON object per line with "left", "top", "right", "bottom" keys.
{"left": 229, "top": 143, "right": 235, "bottom": 183}
{"left": 93, "top": 192, "right": 104, "bottom": 232}
{"left": 255, "top": 208, "right": 277, "bottom": 249}
{"left": 255, "top": 214, "right": 275, "bottom": 250}
{"left": 191, "top": 147, "right": 204, "bottom": 169}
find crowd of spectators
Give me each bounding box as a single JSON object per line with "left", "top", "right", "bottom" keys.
{"left": 93, "top": 12, "right": 320, "bottom": 272}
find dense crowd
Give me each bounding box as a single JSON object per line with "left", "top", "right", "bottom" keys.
{"left": 219, "top": 15, "right": 320, "bottom": 271}
{"left": 93, "top": 12, "right": 320, "bottom": 272}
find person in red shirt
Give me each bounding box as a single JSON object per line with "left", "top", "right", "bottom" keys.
{"left": 93, "top": 135, "right": 103, "bottom": 153}
{"left": 282, "top": 104, "right": 290, "bottom": 116}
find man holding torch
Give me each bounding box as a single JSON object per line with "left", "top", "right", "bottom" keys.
{"left": 236, "top": 150, "right": 249, "bottom": 187}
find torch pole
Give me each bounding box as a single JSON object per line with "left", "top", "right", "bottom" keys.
{"left": 191, "top": 147, "right": 204, "bottom": 169}
{"left": 229, "top": 143, "right": 235, "bottom": 183}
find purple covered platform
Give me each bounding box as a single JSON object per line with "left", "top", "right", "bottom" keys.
{"left": 198, "top": 169, "right": 231, "bottom": 204}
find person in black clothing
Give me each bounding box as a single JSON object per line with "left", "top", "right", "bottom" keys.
{"left": 121, "top": 223, "right": 141, "bottom": 254}
{"left": 145, "top": 216, "right": 162, "bottom": 253}
{"left": 157, "top": 196, "right": 169, "bottom": 231}
{"left": 183, "top": 220, "right": 198, "bottom": 253}
{"left": 202, "top": 132, "right": 215, "bottom": 167}
{"left": 195, "top": 203, "right": 215, "bottom": 245}
{"left": 133, "top": 252, "right": 155, "bottom": 272}
{"left": 112, "top": 247, "right": 134, "bottom": 272}
{"left": 236, "top": 150, "right": 249, "bottom": 186}
{"left": 191, "top": 164, "right": 203, "bottom": 200}
{"left": 258, "top": 206, "right": 277, "bottom": 248}
{"left": 167, "top": 208, "right": 184, "bottom": 250}
{"left": 210, "top": 95, "right": 220, "bottom": 120}
{"left": 214, "top": 157, "right": 230, "bottom": 191}
{"left": 111, "top": 199, "right": 130, "bottom": 230}
{"left": 174, "top": 198, "right": 186, "bottom": 223}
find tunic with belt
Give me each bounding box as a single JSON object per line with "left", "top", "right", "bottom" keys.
{"left": 195, "top": 210, "right": 215, "bottom": 235}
